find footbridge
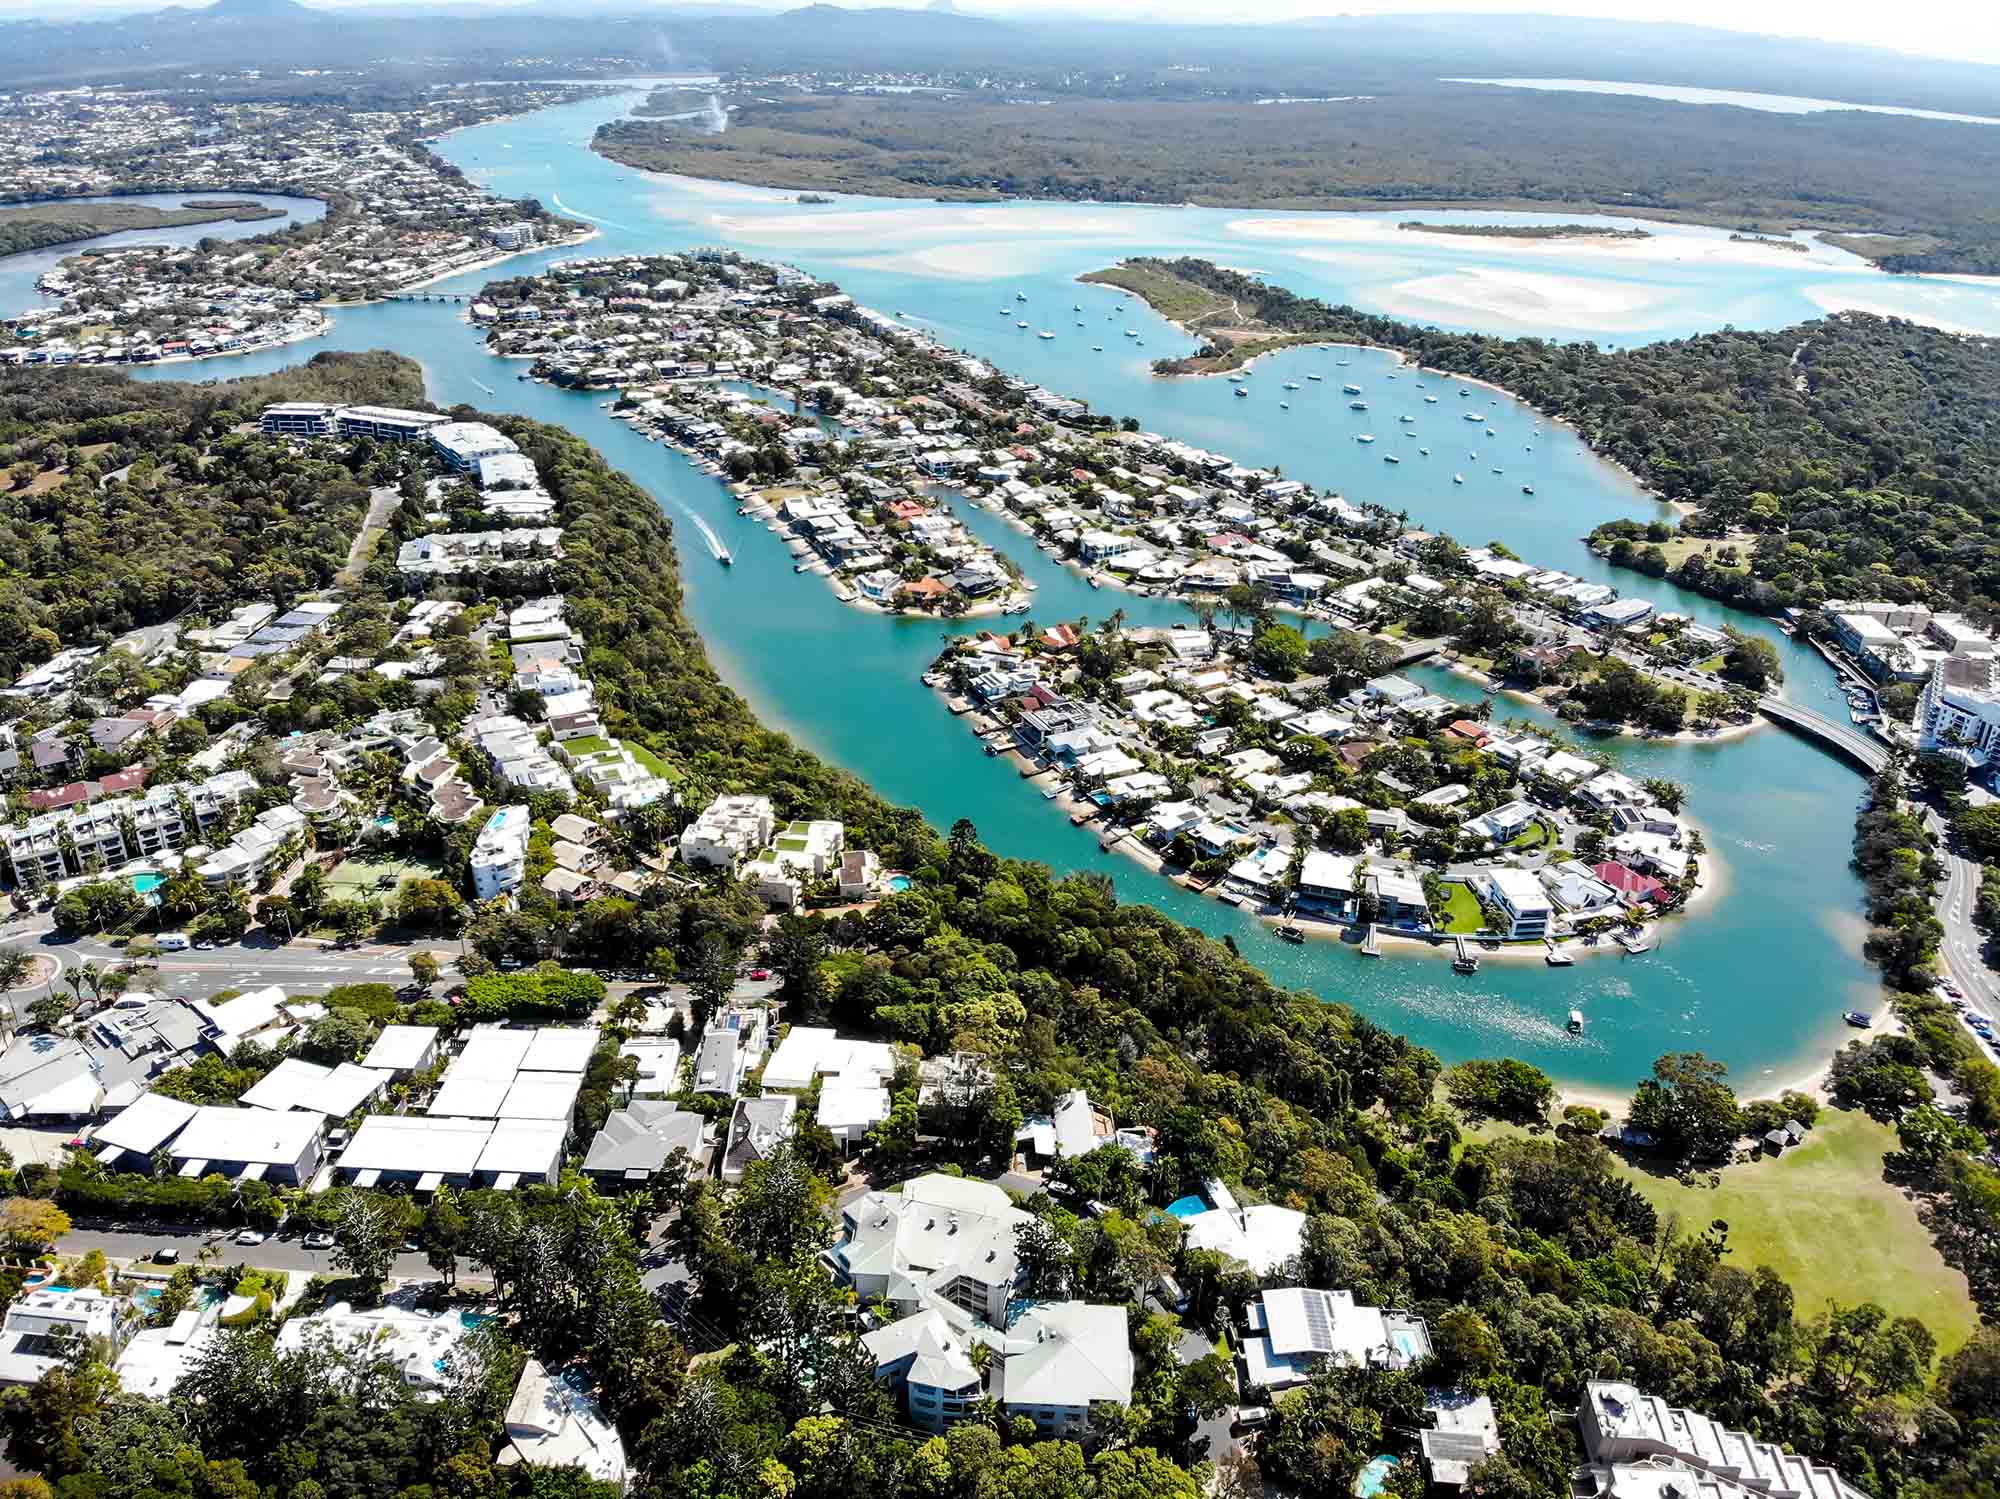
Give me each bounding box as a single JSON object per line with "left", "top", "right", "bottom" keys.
{"left": 1758, "top": 698, "right": 1891, "bottom": 776}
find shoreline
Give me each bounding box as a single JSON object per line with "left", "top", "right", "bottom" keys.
{"left": 1435, "top": 656, "right": 1768, "bottom": 746}
{"left": 1085, "top": 267, "right": 1677, "bottom": 505}
{"left": 384, "top": 227, "right": 601, "bottom": 295}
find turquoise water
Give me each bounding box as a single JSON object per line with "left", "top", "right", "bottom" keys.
{"left": 886, "top": 875, "right": 914, "bottom": 893}
{"left": 132, "top": 873, "right": 164, "bottom": 895}
{"left": 1356, "top": 1456, "right": 1401, "bottom": 1497}
{"left": 0, "top": 192, "right": 328, "bottom": 323}
{"left": 112, "top": 89, "right": 1932, "bottom": 1095}
{"left": 1165, "top": 1196, "right": 1209, "bottom": 1219}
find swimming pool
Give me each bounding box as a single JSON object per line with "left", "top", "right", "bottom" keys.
{"left": 1355, "top": 1456, "right": 1400, "bottom": 1498}
{"left": 1165, "top": 1195, "right": 1209, "bottom": 1219}
{"left": 887, "top": 875, "right": 913, "bottom": 892}
{"left": 132, "top": 873, "right": 163, "bottom": 895}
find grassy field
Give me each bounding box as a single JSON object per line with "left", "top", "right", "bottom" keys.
{"left": 1079, "top": 263, "right": 1245, "bottom": 331}
{"left": 1438, "top": 882, "right": 1486, "bottom": 934}
{"left": 1508, "top": 819, "right": 1555, "bottom": 852}
{"left": 623, "top": 740, "right": 681, "bottom": 781}
{"left": 325, "top": 854, "right": 440, "bottom": 901}
{"left": 1613, "top": 1110, "right": 1978, "bottom": 1353}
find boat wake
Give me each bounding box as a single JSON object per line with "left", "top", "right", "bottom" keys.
{"left": 550, "top": 194, "right": 633, "bottom": 232}
{"left": 674, "top": 499, "right": 731, "bottom": 562}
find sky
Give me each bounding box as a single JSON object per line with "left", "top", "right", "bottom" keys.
{"left": 6, "top": 0, "right": 1999, "bottom": 70}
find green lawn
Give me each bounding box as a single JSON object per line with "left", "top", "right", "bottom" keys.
{"left": 623, "top": 740, "right": 682, "bottom": 781}
{"left": 560, "top": 734, "right": 616, "bottom": 757}
{"left": 1613, "top": 1110, "right": 1978, "bottom": 1354}
{"left": 1438, "top": 881, "right": 1486, "bottom": 934}
{"left": 1507, "top": 819, "right": 1554, "bottom": 851}
{"left": 325, "top": 855, "right": 441, "bottom": 900}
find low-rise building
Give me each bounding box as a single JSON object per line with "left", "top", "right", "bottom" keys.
{"left": 498, "top": 1359, "right": 627, "bottom": 1490}
{"left": 679, "top": 793, "right": 775, "bottom": 871}
{"left": 1481, "top": 867, "right": 1553, "bottom": 940}
{"left": 472, "top": 805, "right": 531, "bottom": 900}
{"left": 1243, "top": 1287, "right": 1432, "bottom": 1393}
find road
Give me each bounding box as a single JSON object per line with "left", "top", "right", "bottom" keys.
{"left": 1926, "top": 808, "right": 2000, "bottom": 1044}
{"left": 58, "top": 1222, "right": 448, "bottom": 1280}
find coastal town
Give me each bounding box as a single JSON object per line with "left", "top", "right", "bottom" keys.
{"left": 0, "top": 80, "right": 601, "bottom": 365}
{"left": 0, "top": 25, "right": 1996, "bottom": 1499}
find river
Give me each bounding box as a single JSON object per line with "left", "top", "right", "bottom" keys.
{"left": 70, "top": 88, "right": 1969, "bottom": 1098}
{"left": 0, "top": 191, "right": 327, "bottom": 317}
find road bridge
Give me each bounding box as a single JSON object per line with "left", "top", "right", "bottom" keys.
{"left": 1758, "top": 698, "right": 1891, "bottom": 775}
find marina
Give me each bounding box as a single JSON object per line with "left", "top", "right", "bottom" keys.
{"left": 92, "top": 85, "right": 1919, "bottom": 1093}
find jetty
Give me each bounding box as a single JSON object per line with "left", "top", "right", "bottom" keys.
{"left": 1361, "top": 924, "right": 1381, "bottom": 957}
{"left": 1451, "top": 934, "right": 1480, "bottom": 973}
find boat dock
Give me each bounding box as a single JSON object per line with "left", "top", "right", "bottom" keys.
{"left": 1361, "top": 924, "right": 1381, "bottom": 957}
{"left": 1451, "top": 934, "right": 1480, "bottom": 972}
{"left": 1545, "top": 938, "right": 1573, "bottom": 966}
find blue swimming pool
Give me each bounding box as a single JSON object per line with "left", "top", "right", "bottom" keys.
{"left": 1356, "top": 1456, "right": 1400, "bottom": 1498}
{"left": 132, "top": 873, "right": 163, "bottom": 895}
{"left": 1165, "top": 1195, "right": 1208, "bottom": 1219}
{"left": 887, "top": 875, "right": 913, "bottom": 892}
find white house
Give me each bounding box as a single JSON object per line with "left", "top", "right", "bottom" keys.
{"left": 1480, "top": 867, "right": 1552, "bottom": 940}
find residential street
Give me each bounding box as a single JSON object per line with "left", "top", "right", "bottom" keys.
{"left": 56, "top": 1221, "right": 449, "bottom": 1281}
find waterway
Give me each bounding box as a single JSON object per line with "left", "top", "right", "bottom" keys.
{"left": 0, "top": 191, "right": 327, "bottom": 318}
{"left": 101, "top": 88, "right": 1941, "bottom": 1097}
{"left": 1442, "top": 77, "right": 2000, "bottom": 127}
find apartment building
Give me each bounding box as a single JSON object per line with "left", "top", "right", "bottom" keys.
{"left": 679, "top": 793, "right": 775, "bottom": 872}
{"left": 471, "top": 805, "right": 531, "bottom": 901}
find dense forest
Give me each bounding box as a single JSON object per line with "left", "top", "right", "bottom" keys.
{"left": 1098, "top": 258, "right": 2000, "bottom": 617}
{"left": 592, "top": 87, "right": 2000, "bottom": 270}
{"left": 0, "top": 355, "right": 424, "bottom": 681}
{"left": 0, "top": 198, "right": 282, "bottom": 257}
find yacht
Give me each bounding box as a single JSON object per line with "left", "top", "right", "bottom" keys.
{"left": 1349, "top": 399, "right": 1368, "bottom": 411}
{"left": 1491, "top": 466, "right": 1504, "bottom": 474}
{"left": 1124, "top": 329, "right": 1139, "bottom": 337}
{"left": 1567, "top": 1009, "right": 1585, "bottom": 1033}
{"left": 1091, "top": 345, "right": 1103, "bottom": 351}
{"left": 1015, "top": 320, "right": 1028, "bottom": 329}
{"left": 1356, "top": 433, "right": 1376, "bottom": 444}
{"left": 1235, "top": 387, "right": 1249, "bottom": 398}
{"left": 1038, "top": 330, "right": 1055, "bottom": 339}
{"left": 1342, "top": 383, "right": 1363, "bottom": 394}
{"left": 1337, "top": 359, "right": 1350, "bottom": 366}
{"left": 1306, "top": 373, "right": 1323, "bottom": 382}
{"left": 1383, "top": 453, "right": 1400, "bottom": 464}
{"left": 1486, "top": 427, "right": 1496, "bottom": 436}
{"left": 1453, "top": 472, "right": 1465, "bottom": 484}
{"left": 1522, "top": 484, "right": 1535, "bottom": 495}
{"left": 1463, "top": 411, "right": 1484, "bottom": 422}
{"left": 1072, "top": 303, "right": 1082, "bottom": 310}
{"left": 1283, "top": 381, "right": 1300, "bottom": 390}
{"left": 1399, "top": 414, "right": 1416, "bottom": 423}
{"left": 1015, "top": 291, "right": 1027, "bottom": 301}
{"left": 1279, "top": 401, "right": 1290, "bottom": 410}
{"left": 1419, "top": 447, "right": 1430, "bottom": 455}
{"left": 1424, "top": 395, "right": 1439, "bottom": 404}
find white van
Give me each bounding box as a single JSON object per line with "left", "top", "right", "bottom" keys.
{"left": 157, "top": 933, "right": 191, "bottom": 951}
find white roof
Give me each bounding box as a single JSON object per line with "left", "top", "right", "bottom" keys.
{"left": 193, "top": 984, "right": 288, "bottom": 1042}
{"left": 503, "top": 1359, "right": 627, "bottom": 1485}
{"left": 341, "top": 1113, "right": 491, "bottom": 1176}
{"left": 239, "top": 1057, "right": 332, "bottom": 1111}
{"left": 498, "top": 1071, "right": 582, "bottom": 1121}
{"left": 429, "top": 1070, "right": 515, "bottom": 1119}
{"left": 1181, "top": 1201, "right": 1307, "bottom": 1275}
{"left": 453, "top": 1026, "right": 536, "bottom": 1076}
{"left": 93, "top": 1091, "right": 199, "bottom": 1156}
{"left": 477, "top": 1119, "right": 568, "bottom": 1178}
{"left": 170, "top": 1106, "right": 319, "bottom": 1168}
{"left": 361, "top": 1024, "right": 439, "bottom": 1072}
{"left": 994, "top": 1301, "right": 1134, "bottom": 1409}
{"left": 520, "top": 1027, "right": 599, "bottom": 1073}
{"left": 303, "top": 1063, "right": 388, "bottom": 1118}
{"left": 816, "top": 1082, "right": 890, "bottom": 1133}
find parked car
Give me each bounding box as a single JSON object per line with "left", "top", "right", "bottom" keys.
{"left": 157, "top": 933, "right": 191, "bottom": 951}
{"left": 235, "top": 1230, "right": 267, "bottom": 1246}
{"left": 153, "top": 1247, "right": 181, "bottom": 1264}
{"left": 303, "top": 1232, "right": 335, "bottom": 1250}
{"left": 748, "top": 968, "right": 771, "bottom": 981}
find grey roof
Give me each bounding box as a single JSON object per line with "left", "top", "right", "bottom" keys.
{"left": 693, "top": 1030, "right": 739, "bottom": 1096}
{"left": 724, "top": 1094, "right": 798, "bottom": 1171}
{"left": 582, "top": 1101, "right": 703, "bottom": 1178}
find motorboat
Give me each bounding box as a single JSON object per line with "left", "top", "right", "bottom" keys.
{"left": 1356, "top": 433, "right": 1376, "bottom": 444}
{"left": 1038, "top": 330, "right": 1055, "bottom": 339}
{"left": 1522, "top": 485, "right": 1535, "bottom": 495}
{"left": 1843, "top": 1009, "right": 1873, "bottom": 1028}
{"left": 1235, "top": 387, "right": 1249, "bottom": 398}
{"left": 1283, "top": 381, "right": 1301, "bottom": 390}
{"left": 1306, "top": 373, "right": 1323, "bottom": 381}
{"left": 1568, "top": 1009, "right": 1585, "bottom": 1032}
{"left": 1453, "top": 472, "right": 1465, "bottom": 483}
{"left": 1349, "top": 400, "right": 1368, "bottom": 410}
{"left": 1384, "top": 454, "right": 1400, "bottom": 463}
{"left": 1343, "top": 383, "right": 1362, "bottom": 393}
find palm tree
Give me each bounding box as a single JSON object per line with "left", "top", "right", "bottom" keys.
{"left": 78, "top": 962, "right": 106, "bottom": 1007}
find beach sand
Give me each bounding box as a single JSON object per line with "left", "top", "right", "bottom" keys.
{"left": 1368, "top": 263, "right": 1672, "bottom": 335}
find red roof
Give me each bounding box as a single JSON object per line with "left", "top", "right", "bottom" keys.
{"left": 98, "top": 766, "right": 150, "bottom": 795}
{"left": 1446, "top": 719, "right": 1490, "bottom": 744}
{"left": 1040, "top": 623, "right": 1082, "bottom": 650}
{"left": 1592, "top": 860, "right": 1667, "bottom": 903}
{"left": 26, "top": 782, "right": 93, "bottom": 812}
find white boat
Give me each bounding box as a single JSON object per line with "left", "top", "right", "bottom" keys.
{"left": 1283, "top": 381, "right": 1300, "bottom": 390}
{"left": 1383, "top": 454, "right": 1400, "bottom": 464}
{"left": 1015, "top": 291, "right": 1027, "bottom": 301}
{"left": 1567, "top": 1009, "right": 1585, "bottom": 1032}
{"left": 1399, "top": 415, "right": 1416, "bottom": 423}
{"left": 1356, "top": 434, "right": 1376, "bottom": 444}
{"left": 1349, "top": 400, "right": 1368, "bottom": 411}
{"left": 1453, "top": 472, "right": 1465, "bottom": 483}
{"left": 1038, "top": 330, "right": 1055, "bottom": 339}
{"left": 1124, "top": 329, "right": 1138, "bottom": 337}
{"left": 1342, "top": 383, "right": 1362, "bottom": 394}
{"left": 1015, "top": 320, "right": 1028, "bottom": 329}
{"left": 1306, "top": 373, "right": 1322, "bottom": 382}
{"left": 1072, "top": 303, "right": 1082, "bottom": 310}
{"left": 1463, "top": 412, "right": 1483, "bottom": 422}
{"left": 1279, "top": 401, "right": 1290, "bottom": 409}
{"left": 1522, "top": 485, "right": 1536, "bottom": 495}
{"left": 1234, "top": 387, "right": 1249, "bottom": 398}
{"left": 1091, "top": 345, "right": 1103, "bottom": 351}
{"left": 1486, "top": 427, "right": 1496, "bottom": 436}
{"left": 1419, "top": 447, "right": 1430, "bottom": 455}
{"left": 1424, "top": 395, "right": 1438, "bottom": 403}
